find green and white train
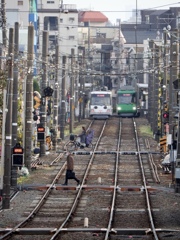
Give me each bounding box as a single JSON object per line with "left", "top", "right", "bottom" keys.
{"left": 116, "top": 86, "right": 140, "bottom": 117}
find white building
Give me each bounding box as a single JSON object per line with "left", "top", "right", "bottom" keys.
{"left": 5, "top": 0, "right": 78, "bottom": 58}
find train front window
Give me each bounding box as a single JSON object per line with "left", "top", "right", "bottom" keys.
{"left": 91, "top": 95, "right": 111, "bottom": 105}
{"left": 118, "top": 93, "right": 135, "bottom": 104}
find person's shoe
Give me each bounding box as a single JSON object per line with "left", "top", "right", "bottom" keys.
{"left": 62, "top": 183, "right": 67, "bottom": 186}
{"left": 77, "top": 180, "right": 80, "bottom": 186}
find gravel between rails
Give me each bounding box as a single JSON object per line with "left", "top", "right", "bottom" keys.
{"left": 0, "top": 117, "right": 180, "bottom": 240}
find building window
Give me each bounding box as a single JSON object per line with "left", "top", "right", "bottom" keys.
{"left": 47, "top": 1, "right": 55, "bottom": 3}
{"left": 69, "top": 36, "right": 75, "bottom": 40}
{"left": 69, "top": 17, "right": 75, "bottom": 22}
{"left": 18, "top": 0, "right": 23, "bottom": 5}
{"left": 145, "top": 15, "right": 149, "bottom": 24}
{"left": 60, "top": 18, "right": 63, "bottom": 23}
{"left": 44, "top": 16, "right": 58, "bottom": 31}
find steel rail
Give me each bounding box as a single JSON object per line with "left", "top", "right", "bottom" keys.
{"left": 104, "top": 118, "right": 121, "bottom": 239}
{"left": 0, "top": 153, "right": 67, "bottom": 240}
{"left": 134, "top": 119, "right": 159, "bottom": 240}
{"left": 145, "top": 138, "right": 160, "bottom": 183}
{"left": 49, "top": 152, "right": 64, "bottom": 166}
{"left": 50, "top": 120, "right": 107, "bottom": 240}
{"left": 0, "top": 120, "right": 96, "bottom": 239}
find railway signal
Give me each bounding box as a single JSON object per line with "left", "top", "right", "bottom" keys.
{"left": 12, "top": 143, "right": 24, "bottom": 166}
{"left": 32, "top": 110, "right": 38, "bottom": 121}
{"left": 163, "top": 112, "right": 169, "bottom": 119}
{"left": 163, "top": 103, "right": 169, "bottom": 119}
{"left": 43, "top": 86, "right": 54, "bottom": 97}
{"left": 37, "top": 125, "right": 45, "bottom": 142}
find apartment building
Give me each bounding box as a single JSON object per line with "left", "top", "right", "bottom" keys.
{"left": 5, "top": 0, "right": 78, "bottom": 58}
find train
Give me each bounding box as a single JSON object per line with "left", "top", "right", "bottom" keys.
{"left": 116, "top": 86, "right": 140, "bottom": 117}
{"left": 89, "top": 90, "right": 113, "bottom": 119}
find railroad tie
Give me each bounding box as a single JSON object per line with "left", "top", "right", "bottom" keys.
{"left": 31, "top": 157, "right": 43, "bottom": 170}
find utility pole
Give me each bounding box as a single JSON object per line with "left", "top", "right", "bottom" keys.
{"left": 1, "top": 0, "right": 7, "bottom": 48}
{"left": 11, "top": 22, "right": 19, "bottom": 186}
{"left": 60, "top": 56, "right": 66, "bottom": 140}
{"left": 24, "top": 24, "right": 34, "bottom": 170}
{"left": 168, "top": 30, "right": 178, "bottom": 186}
{"left": 74, "top": 61, "right": 79, "bottom": 121}
{"left": 78, "top": 65, "right": 82, "bottom": 122}
{"left": 70, "top": 48, "right": 74, "bottom": 134}
{"left": 169, "top": 30, "right": 178, "bottom": 134}
{"left": 78, "top": 47, "right": 85, "bottom": 122}
{"left": 163, "top": 29, "right": 168, "bottom": 103}
{"left": 148, "top": 40, "right": 156, "bottom": 135}
{"left": 2, "top": 28, "right": 14, "bottom": 209}
{"left": 40, "top": 31, "right": 49, "bottom": 156}
{"left": 52, "top": 38, "right": 59, "bottom": 150}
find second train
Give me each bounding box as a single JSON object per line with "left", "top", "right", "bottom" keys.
{"left": 116, "top": 86, "right": 140, "bottom": 117}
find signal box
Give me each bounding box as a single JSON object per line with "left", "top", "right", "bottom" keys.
{"left": 37, "top": 126, "right": 45, "bottom": 142}
{"left": 12, "top": 143, "right": 24, "bottom": 166}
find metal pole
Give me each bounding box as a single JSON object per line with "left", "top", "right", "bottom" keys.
{"left": 169, "top": 30, "right": 178, "bottom": 134}
{"left": 0, "top": 90, "right": 7, "bottom": 198}
{"left": 11, "top": 22, "right": 19, "bottom": 186}
{"left": 60, "top": 56, "right": 66, "bottom": 140}
{"left": 2, "top": 28, "right": 14, "bottom": 209}
{"left": 52, "top": 39, "right": 59, "bottom": 150}
{"left": 82, "top": 48, "right": 85, "bottom": 119}
{"left": 69, "top": 48, "right": 74, "bottom": 134}
{"left": 24, "top": 25, "right": 34, "bottom": 170}
{"left": 74, "top": 61, "right": 79, "bottom": 121}
{"left": 1, "top": 0, "right": 7, "bottom": 48}
{"left": 163, "top": 29, "right": 168, "bottom": 103}
{"left": 78, "top": 70, "right": 82, "bottom": 122}
{"left": 40, "top": 31, "right": 49, "bottom": 156}
{"left": 78, "top": 48, "right": 85, "bottom": 122}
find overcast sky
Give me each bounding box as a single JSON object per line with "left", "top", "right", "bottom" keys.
{"left": 66, "top": 0, "right": 180, "bottom": 23}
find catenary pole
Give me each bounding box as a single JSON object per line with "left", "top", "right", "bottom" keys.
{"left": 2, "top": 28, "right": 14, "bottom": 209}
{"left": 169, "top": 30, "right": 178, "bottom": 134}
{"left": 11, "top": 22, "right": 19, "bottom": 186}
{"left": 69, "top": 48, "right": 74, "bottom": 133}
{"left": 52, "top": 38, "right": 59, "bottom": 150}
{"left": 78, "top": 47, "right": 85, "bottom": 122}
{"left": 1, "top": 0, "right": 7, "bottom": 48}
{"left": 24, "top": 24, "right": 34, "bottom": 170}
{"left": 60, "top": 56, "right": 66, "bottom": 140}
{"left": 40, "top": 31, "right": 48, "bottom": 156}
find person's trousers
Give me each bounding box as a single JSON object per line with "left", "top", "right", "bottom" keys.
{"left": 64, "top": 170, "right": 79, "bottom": 184}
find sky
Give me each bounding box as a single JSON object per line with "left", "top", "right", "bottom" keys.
{"left": 66, "top": 0, "right": 180, "bottom": 24}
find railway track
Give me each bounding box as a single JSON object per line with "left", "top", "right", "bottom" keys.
{"left": 0, "top": 117, "right": 180, "bottom": 240}
{"left": 0, "top": 120, "right": 108, "bottom": 239}
{"left": 111, "top": 118, "right": 158, "bottom": 239}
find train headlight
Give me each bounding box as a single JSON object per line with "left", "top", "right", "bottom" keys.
{"left": 117, "top": 107, "right": 122, "bottom": 110}
{"left": 133, "top": 106, "right": 137, "bottom": 110}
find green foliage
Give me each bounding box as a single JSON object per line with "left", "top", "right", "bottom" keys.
{"left": 33, "top": 78, "right": 40, "bottom": 92}
{"left": 0, "top": 70, "right": 7, "bottom": 107}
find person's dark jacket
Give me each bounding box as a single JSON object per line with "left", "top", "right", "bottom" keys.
{"left": 66, "top": 154, "right": 74, "bottom": 170}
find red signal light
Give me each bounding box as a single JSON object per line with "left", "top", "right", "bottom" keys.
{"left": 163, "top": 112, "right": 169, "bottom": 118}
{"left": 13, "top": 148, "right": 23, "bottom": 154}
{"left": 37, "top": 127, "right": 45, "bottom": 132}
{"left": 37, "top": 126, "right": 45, "bottom": 142}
